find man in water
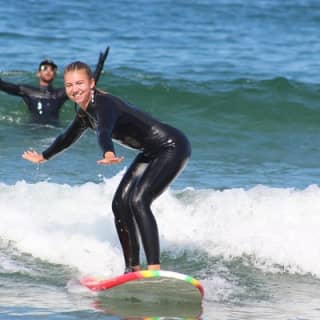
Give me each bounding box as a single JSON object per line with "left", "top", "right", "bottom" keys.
{"left": 0, "top": 47, "right": 109, "bottom": 125}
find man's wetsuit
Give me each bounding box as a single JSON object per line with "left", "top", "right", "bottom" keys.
{"left": 42, "top": 90, "right": 191, "bottom": 269}
{"left": 0, "top": 79, "right": 67, "bottom": 124}
{"left": 0, "top": 46, "right": 109, "bottom": 125}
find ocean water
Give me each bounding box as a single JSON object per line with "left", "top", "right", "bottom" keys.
{"left": 1, "top": 0, "right": 320, "bottom": 319}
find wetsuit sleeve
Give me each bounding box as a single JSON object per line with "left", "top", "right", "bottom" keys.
{"left": 0, "top": 78, "right": 23, "bottom": 96}
{"left": 96, "top": 103, "right": 116, "bottom": 155}
{"left": 42, "top": 114, "right": 88, "bottom": 160}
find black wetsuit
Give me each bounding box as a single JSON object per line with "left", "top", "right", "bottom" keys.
{"left": 0, "top": 79, "right": 67, "bottom": 124}
{"left": 42, "top": 90, "right": 191, "bottom": 268}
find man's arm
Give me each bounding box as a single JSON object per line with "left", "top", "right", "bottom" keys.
{"left": 93, "top": 46, "right": 110, "bottom": 84}
{"left": 0, "top": 77, "right": 23, "bottom": 96}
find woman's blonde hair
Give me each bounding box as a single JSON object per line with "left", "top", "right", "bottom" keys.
{"left": 64, "top": 61, "right": 93, "bottom": 79}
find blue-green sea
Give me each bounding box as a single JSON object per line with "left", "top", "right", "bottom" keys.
{"left": 1, "top": 1, "right": 320, "bottom": 319}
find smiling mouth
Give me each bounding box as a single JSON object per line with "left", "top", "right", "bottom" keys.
{"left": 73, "top": 92, "right": 82, "bottom": 98}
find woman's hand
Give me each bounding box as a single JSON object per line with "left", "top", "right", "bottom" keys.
{"left": 97, "top": 151, "right": 124, "bottom": 165}
{"left": 22, "top": 150, "right": 46, "bottom": 164}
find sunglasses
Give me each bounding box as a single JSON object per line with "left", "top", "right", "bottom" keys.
{"left": 40, "top": 65, "right": 57, "bottom": 72}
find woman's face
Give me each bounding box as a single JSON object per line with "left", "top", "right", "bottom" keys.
{"left": 64, "top": 69, "right": 95, "bottom": 108}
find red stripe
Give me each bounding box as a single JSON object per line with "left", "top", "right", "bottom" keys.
{"left": 81, "top": 271, "right": 143, "bottom": 291}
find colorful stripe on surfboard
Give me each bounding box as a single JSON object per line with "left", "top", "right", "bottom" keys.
{"left": 80, "top": 269, "right": 204, "bottom": 297}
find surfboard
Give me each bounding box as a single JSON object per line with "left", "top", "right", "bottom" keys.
{"left": 80, "top": 269, "right": 204, "bottom": 305}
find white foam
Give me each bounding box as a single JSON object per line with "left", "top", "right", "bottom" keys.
{"left": 1, "top": 178, "right": 320, "bottom": 278}
{"left": 157, "top": 184, "right": 320, "bottom": 277}
{"left": 0, "top": 175, "right": 124, "bottom": 277}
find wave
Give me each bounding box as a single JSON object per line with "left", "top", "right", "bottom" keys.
{"left": 1, "top": 176, "right": 320, "bottom": 279}
{"left": 1, "top": 69, "right": 320, "bottom": 128}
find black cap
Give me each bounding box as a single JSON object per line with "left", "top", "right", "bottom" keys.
{"left": 38, "top": 59, "right": 58, "bottom": 71}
